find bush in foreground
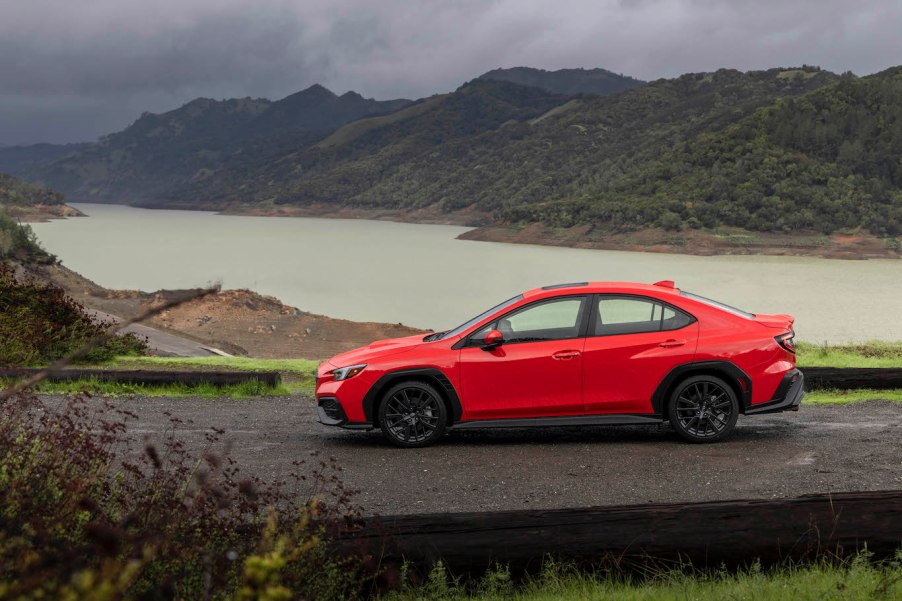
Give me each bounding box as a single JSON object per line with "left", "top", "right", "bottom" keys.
{"left": 0, "top": 262, "right": 147, "bottom": 366}
{"left": 0, "top": 387, "right": 364, "bottom": 599}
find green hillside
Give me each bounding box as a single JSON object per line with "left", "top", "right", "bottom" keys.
{"left": 4, "top": 65, "right": 902, "bottom": 243}
{"left": 198, "top": 67, "right": 837, "bottom": 221}
{"left": 1, "top": 86, "right": 411, "bottom": 204}
{"left": 503, "top": 68, "right": 902, "bottom": 236}
{"left": 171, "top": 79, "right": 571, "bottom": 206}
{"left": 478, "top": 66, "right": 645, "bottom": 95}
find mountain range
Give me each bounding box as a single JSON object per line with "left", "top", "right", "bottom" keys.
{"left": 1, "top": 65, "right": 901, "bottom": 240}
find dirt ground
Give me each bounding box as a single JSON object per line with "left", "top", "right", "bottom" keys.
{"left": 24, "top": 263, "right": 424, "bottom": 359}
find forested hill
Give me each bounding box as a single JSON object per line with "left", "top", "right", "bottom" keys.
{"left": 170, "top": 67, "right": 841, "bottom": 223}
{"left": 514, "top": 66, "right": 902, "bottom": 236}
{"left": 4, "top": 65, "right": 902, "bottom": 240}
{"left": 478, "top": 66, "right": 645, "bottom": 95}
{"left": 0, "top": 85, "right": 411, "bottom": 204}
{"left": 203, "top": 65, "right": 901, "bottom": 239}
{"left": 170, "top": 78, "right": 571, "bottom": 207}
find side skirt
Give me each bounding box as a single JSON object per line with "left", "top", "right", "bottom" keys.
{"left": 450, "top": 414, "right": 665, "bottom": 430}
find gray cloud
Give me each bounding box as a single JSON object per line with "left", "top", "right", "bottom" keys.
{"left": 2, "top": 0, "right": 901, "bottom": 144}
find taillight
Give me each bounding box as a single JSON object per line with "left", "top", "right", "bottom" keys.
{"left": 776, "top": 331, "right": 795, "bottom": 353}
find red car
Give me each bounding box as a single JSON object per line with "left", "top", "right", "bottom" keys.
{"left": 315, "top": 281, "right": 803, "bottom": 447}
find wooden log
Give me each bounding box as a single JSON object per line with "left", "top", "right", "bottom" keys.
{"left": 803, "top": 367, "right": 902, "bottom": 390}
{"left": 333, "top": 490, "right": 902, "bottom": 573}
{"left": 0, "top": 368, "right": 281, "bottom": 387}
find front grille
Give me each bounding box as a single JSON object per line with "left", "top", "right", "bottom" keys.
{"left": 319, "top": 397, "right": 342, "bottom": 421}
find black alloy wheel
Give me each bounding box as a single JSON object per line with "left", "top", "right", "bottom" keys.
{"left": 378, "top": 381, "right": 448, "bottom": 448}
{"left": 668, "top": 375, "right": 739, "bottom": 443}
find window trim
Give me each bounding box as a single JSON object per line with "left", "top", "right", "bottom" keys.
{"left": 455, "top": 294, "right": 591, "bottom": 349}
{"left": 587, "top": 294, "right": 697, "bottom": 338}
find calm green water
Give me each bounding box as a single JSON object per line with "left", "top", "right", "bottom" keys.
{"left": 30, "top": 203, "right": 902, "bottom": 343}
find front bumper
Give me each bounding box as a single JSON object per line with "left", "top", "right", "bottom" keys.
{"left": 745, "top": 369, "right": 804, "bottom": 415}
{"left": 315, "top": 396, "right": 372, "bottom": 430}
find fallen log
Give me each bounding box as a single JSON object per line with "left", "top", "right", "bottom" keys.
{"left": 803, "top": 367, "right": 902, "bottom": 390}
{"left": 0, "top": 367, "right": 281, "bottom": 388}
{"left": 334, "top": 490, "right": 902, "bottom": 574}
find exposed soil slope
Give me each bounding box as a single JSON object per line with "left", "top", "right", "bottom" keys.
{"left": 26, "top": 264, "right": 424, "bottom": 359}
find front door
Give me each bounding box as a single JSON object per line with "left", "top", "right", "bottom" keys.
{"left": 458, "top": 296, "right": 588, "bottom": 420}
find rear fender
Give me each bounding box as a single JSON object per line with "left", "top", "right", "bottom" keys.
{"left": 651, "top": 361, "right": 753, "bottom": 415}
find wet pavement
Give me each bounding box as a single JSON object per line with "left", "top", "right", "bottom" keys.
{"left": 63, "top": 395, "right": 902, "bottom": 515}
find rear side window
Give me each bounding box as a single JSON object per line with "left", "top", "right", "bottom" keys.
{"left": 595, "top": 296, "right": 694, "bottom": 336}
{"left": 472, "top": 296, "right": 587, "bottom": 344}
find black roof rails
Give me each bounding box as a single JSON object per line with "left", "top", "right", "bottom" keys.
{"left": 541, "top": 282, "right": 589, "bottom": 290}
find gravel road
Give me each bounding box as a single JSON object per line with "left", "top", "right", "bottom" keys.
{"left": 63, "top": 395, "right": 902, "bottom": 515}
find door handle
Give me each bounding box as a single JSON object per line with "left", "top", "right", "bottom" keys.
{"left": 659, "top": 339, "right": 687, "bottom": 348}
{"left": 552, "top": 350, "right": 580, "bottom": 360}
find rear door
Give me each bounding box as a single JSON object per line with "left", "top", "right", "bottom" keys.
{"left": 458, "top": 295, "right": 588, "bottom": 420}
{"left": 582, "top": 295, "right": 699, "bottom": 415}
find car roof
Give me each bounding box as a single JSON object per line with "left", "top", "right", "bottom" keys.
{"left": 523, "top": 281, "right": 680, "bottom": 299}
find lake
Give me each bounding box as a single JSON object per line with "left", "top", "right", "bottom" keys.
{"left": 30, "top": 203, "right": 902, "bottom": 343}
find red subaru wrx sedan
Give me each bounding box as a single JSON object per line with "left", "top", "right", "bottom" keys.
{"left": 315, "top": 281, "right": 803, "bottom": 447}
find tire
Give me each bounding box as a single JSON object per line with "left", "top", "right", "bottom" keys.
{"left": 377, "top": 381, "right": 448, "bottom": 448}
{"left": 668, "top": 374, "right": 739, "bottom": 443}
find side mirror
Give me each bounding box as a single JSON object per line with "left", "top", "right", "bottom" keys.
{"left": 481, "top": 329, "right": 504, "bottom": 351}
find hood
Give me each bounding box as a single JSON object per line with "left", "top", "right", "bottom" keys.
{"left": 326, "top": 333, "right": 426, "bottom": 367}
{"left": 753, "top": 313, "right": 795, "bottom": 331}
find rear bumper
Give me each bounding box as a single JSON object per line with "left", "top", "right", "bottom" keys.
{"left": 745, "top": 369, "right": 804, "bottom": 415}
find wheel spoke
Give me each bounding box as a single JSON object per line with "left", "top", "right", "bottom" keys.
{"left": 674, "top": 380, "right": 735, "bottom": 439}
{"left": 382, "top": 386, "right": 444, "bottom": 444}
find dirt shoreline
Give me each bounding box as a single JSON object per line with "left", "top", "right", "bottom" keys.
{"left": 459, "top": 223, "right": 902, "bottom": 260}
{"left": 140, "top": 202, "right": 902, "bottom": 260}
{"left": 5, "top": 203, "right": 84, "bottom": 222}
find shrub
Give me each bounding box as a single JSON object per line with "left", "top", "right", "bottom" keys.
{"left": 0, "top": 262, "right": 147, "bottom": 366}
{"left": 0, "top": 387, "right": 365, "bottom": 599}
{"left": 0, "top": 208, "right": 55, "bottom": 264}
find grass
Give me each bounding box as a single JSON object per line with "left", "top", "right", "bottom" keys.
{"left": 387, "top": 555, "right": 902, "bottom": 601}
{"left": 12, "top": 377, "right": 290, "bottom": 399}
{"left": 110, "top": 355, "right": 320, "bottom": 375}
{"left": 796, "top": 340, "right": 902, "bottom": 368}
{"left": 803, "top": 388, "right": 902, "bottom": 405}
{"left": 104, "top": 355, "right": 319, "bottom": 393}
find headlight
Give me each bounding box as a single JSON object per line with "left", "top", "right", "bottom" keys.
{"left": 330, "top": 364, "right": 367, "bottom": 381}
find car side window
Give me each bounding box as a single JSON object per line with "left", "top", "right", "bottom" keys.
{"left": 595, "top": 297, "right": 693, "bottom": 336}
{"left": 472, "top": 297, "right": 586, "bottom": 344}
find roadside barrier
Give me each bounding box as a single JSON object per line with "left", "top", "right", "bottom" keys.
{"left": 803, "top": 366, "right": 902, "bottom": 390}
{"left": 333, "top": 490, "right": 902, "bottom": 574}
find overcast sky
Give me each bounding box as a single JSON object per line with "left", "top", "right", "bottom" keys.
{"left": 2, "top": 0, "right": 900, "bottom": 145}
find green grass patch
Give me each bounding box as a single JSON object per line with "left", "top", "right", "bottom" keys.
{"left": 804, "top": 388, "right": 902, "bottom": 405}
{"left": 14, "top": 377, "right": 290, "bottom": 399}
{"left": 110, "top": 355, "right": 320, "bottom": 375}
{"left": 796, "top": 340, "right": 902, "bottom": 368}
{"left": 388, "top": 555, "right": 902, "bottom": 601}
{"left": 104, "top": 355, "right": 319, "bottom": 393}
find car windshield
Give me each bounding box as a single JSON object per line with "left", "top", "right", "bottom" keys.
{"left": 439, "top": 294, "right": 524, "bottom": 339}
{"left": 681, "top": 291, "right": 755, "bottom": 319}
